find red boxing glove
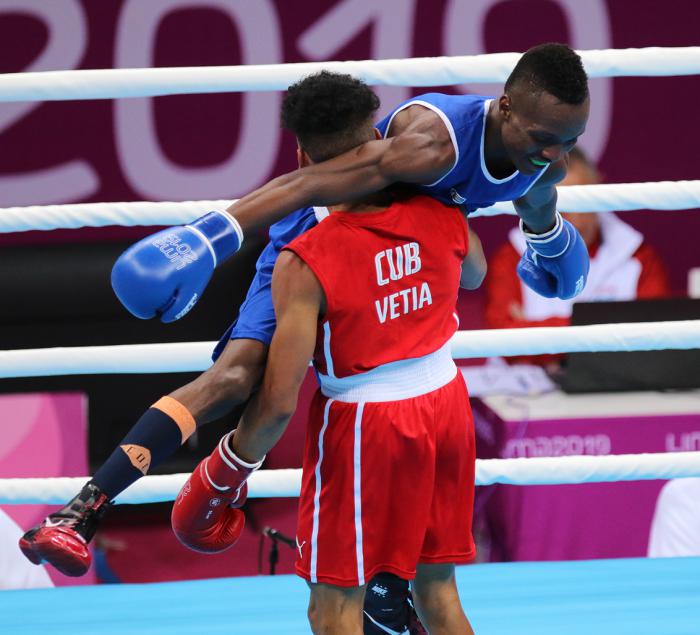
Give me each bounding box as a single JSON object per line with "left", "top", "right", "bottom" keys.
{"left": 171, "top": 431, "right": 263, "bottom": 554}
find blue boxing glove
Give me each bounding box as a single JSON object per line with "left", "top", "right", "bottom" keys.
{"left": 516, "top": 212, "right": 589, "bottom": 300}
{"left": 111, "top": 211, "right": 243, "bottom": 322}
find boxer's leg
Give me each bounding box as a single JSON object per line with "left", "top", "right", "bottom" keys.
{"left": 308, "top": 582, "right": 366, "bottom": 635}
{"left": 19, "top": 337, "right": 267, "bottom": 576}
{"left": 411, "top": 563, "right": 474, "bottom": 635}
{"left": 91, "top": 337, "right": 267, "bottom": 499}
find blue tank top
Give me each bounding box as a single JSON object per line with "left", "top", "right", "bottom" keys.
{"left": 376, "top": 93, "right": 548, "bottom": 211}
{"left": 268, "top": 206, "right": 321, "bottom": 252}
{"left": 257, "top": 206, "right": 326, "bottom": 273}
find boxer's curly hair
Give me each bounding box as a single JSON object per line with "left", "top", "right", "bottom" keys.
{"left": 505, "top": 43, "right": 588, "bottom": 105}
{"left": 282, "top": 70, "right": 380, "bottom": 162}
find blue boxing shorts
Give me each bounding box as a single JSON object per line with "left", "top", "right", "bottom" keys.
{"left": 212, "top": 206, "right": 325, "bottom": 361}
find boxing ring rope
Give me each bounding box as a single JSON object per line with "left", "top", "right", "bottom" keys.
{"left": 0, "top": 47, "right": 698, "bottom": 102}
{"left": 1, "top": 320, "right": 699, "bottom": 379}
{"left": 1, "top": 44, "right": 697, "bottom": 240}
{"left": 2, "top": 451, "right": 700, "bottom": 505}
{"left": 2, "top": 319, "right": 699, "bottom": 503}
{"left": 1, "top": 180, "right": 699, "bottom": 233}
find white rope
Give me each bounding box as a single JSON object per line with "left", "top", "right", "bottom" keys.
{"left": 1, "top": 321, "right": 698, "bottom": 379}
{"left": 1, "top": 181, "right": 699, "bottom": 233}
{"left": 0, "top": 200, "right": 232, "bottom": 233}
{"left": 0, "top": 342, "right": 214, "bottom": 379}
{"left": 476, "top": 452, "right": 700, "bottom": 486}
{"left": 450, "top": 320, "right": 700, "bottom": 359}
{"left": 476, "top": 181, "right": 700, "bottom": 218}
{"left": 0, "top": 470, "right": 301, "bottom": 505}
{"left": 1, "top": 452, "right": 698, "bottom": 504}
{"left": 0, "top": 47, "right": 698, "bottom": 103}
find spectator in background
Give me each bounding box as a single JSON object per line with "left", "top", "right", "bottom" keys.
{"left": 484, "top": 146, "right": 670, "bottom": 366}
{"left": 648, "top": 478, "right": 700, "bottom": 558}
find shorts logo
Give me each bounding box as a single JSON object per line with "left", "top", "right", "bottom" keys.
{"left": 296, "top": 537, "right": 306, "bottom": 558}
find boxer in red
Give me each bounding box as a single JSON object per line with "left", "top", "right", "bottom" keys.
{"left": 172, "top": 74, "right": 485, "bottom": 634}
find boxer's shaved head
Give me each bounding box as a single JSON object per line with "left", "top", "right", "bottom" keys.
{"left": 282, "top": 71, "right": 380, "bottom": 163}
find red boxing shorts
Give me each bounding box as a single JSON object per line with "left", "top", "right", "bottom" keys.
{"left": 295, "top": 372, "right": 475, "bottom": 587}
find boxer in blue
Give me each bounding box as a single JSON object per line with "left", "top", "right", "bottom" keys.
{"left": 21, "top": 42, "right": 589, "bottom": 635}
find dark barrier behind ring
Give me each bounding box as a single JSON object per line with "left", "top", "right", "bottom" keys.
{"left": 0, "top": 235, "right": 265, "bottom": 474}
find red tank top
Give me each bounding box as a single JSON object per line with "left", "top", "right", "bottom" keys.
{"left": 285, "top": 195, "right": 469, "bottom": 378}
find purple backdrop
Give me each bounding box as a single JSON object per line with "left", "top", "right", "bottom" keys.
{"left": 474, "top": 408, "right": 700, "bottom": 561}
{"left": 0, "top": 0, "right": 699, "bottom": 290}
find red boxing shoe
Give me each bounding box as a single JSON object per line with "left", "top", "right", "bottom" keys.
{"left": 19, "top": 482, "right": 112, "bottom": 577}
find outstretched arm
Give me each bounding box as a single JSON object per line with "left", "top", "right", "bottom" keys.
{"left": 227, "top": 107, "right": 456, "bottom": 233}
{"left": 110, "top": 108, "right": 453, "bottom": 324}
{"left": 232, "top": 251, "right": 323, "bottom": 463}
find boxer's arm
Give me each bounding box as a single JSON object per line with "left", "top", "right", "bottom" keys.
{"left": 515, "top": 156, "right": 590, "bottom": 299}
{"left": 460, "top": 225, "right": 487, "bottom": 290}
{"left": 232, "top": 251, "right": 323, "bottom": 463}
{"left": 513, "top": 158, "right": 567, "bottom": 233}
{"left": 226, "top": 107, "right": 455, "bottom": 233}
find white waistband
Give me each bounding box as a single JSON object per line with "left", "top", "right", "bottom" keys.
{"left": 317, "top": 341, "right": 457, "bottom": 403}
